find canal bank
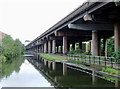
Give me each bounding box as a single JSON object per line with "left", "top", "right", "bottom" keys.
{"left": 39, "top": 53, "right": 120, "bottom": 88}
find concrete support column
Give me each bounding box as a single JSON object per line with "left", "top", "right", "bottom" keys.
{"left": 52, "top": 40, "right": 56, "bottom": 54}
{"left": 92, "top": 30, "right": 99, "bottom": 56}
{"left": 79, "top": 41, "right": 82, "bottom": 50}
{"left": 103, "top": 38, "right": 107, "bottom": 56}
{"left": 63, "top": 36, "right": 68, "bottom": 55}
{"left": 114, "top": 22, "right": 120, "bottom": 51}
{"left": 44, "top": 42, "right": 47, "bottom": 53}
{"left": 86, "top": 42, "right": 89, "bottom": 53}
{"left": 48, "top": 40, "right": 52, "bottom": 53}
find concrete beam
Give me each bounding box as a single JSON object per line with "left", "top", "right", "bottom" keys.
{"left": 68, "top": 23, "right": 114, "bottom": 31}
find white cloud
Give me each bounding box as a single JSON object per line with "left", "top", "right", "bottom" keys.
{"left": 0, "top": 0, "right": 87, "bottom": 44}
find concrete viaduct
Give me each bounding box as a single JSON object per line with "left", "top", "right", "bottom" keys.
{"left": 26, "top": 1, "right": 120, "bottom": 56}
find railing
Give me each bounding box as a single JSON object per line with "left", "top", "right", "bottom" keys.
{"left": 67, "top": 54, "right": 119, "bottom": 68}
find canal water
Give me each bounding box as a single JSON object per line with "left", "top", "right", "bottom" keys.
{"left": 0, "top": 54, "right": 118, "bottom": 88}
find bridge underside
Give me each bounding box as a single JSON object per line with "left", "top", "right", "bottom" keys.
{"left": 26, "top": 2, "right": 120, "bottom": 56}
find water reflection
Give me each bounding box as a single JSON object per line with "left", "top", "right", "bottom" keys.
{"left": 0, "top": 54, "right": 119, "bottom": 88}
{"left": 1, "top": 56, "right": 25, "bottom": 80}
{"left": 29, "top": 54, "right": 117, "bottom": 88}
{"left": 0, "top": 55, "right": 53, "bottom": 88}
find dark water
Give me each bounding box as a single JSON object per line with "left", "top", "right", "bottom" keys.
{"left": 0, "top": 54, "right": 119, "bottom": 88}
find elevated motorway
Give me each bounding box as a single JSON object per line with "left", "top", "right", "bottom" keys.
{"left": 26, "top": 1, "right": 120, "bottom": 56}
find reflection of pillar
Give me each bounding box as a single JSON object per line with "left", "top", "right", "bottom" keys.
{"left": 63, "top": 36, "right": 67, "bottom": 55}
{"left": 63, "top": 63, "right": 67, "bottom": 76}
{"left": 48, "top": 61, "right": 51, "bottom": 69}
{"left": 79, "top": 41, "right": 82, "bottom": 50}
{"left": 52, "top": 62, "right": 56, "bottom": 71}
{"left": 92, "top": 30, "right": 99, "bottom": 56}
{"left": 52, "top": 40, "right": 56, "bottom": 54}
{"left": 92, "top": 70, "right": 97, "bottom": 85}
{"left": 115, "top": 78, "right": 120, "bottom": 88}
{"left": 44, "top": 59, "right": 47, "bottom": 66}
{"left": 54, "top": 76, "right": 57, "bottom": 82}
{"left": 114, "top": 22, "right": 120, "bottom": 51}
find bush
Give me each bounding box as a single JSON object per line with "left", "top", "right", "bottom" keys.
{"left": 2, "top": 35, "right": 25, "bottom": 62}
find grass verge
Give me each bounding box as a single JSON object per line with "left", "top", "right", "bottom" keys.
{"left": 40, "top": 53, "right": 67, "bottom": 61}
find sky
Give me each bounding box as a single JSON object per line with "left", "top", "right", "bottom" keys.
{"left": 0, "top": 0, "right": 87, "bottom": 45}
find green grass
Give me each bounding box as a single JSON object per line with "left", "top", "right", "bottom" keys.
{"left": 40, "top": 53, "right": 67, "bottom": 61}
{"left": 102, "top": 67, "right": 120, "bottom": 76}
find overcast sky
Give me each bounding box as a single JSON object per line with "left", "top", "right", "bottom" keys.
{"left": 0, "top": 0, "right": 87, "bottom": 45}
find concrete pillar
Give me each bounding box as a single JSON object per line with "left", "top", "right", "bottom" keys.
{"left": 63, "top": 36, "right": 68, "bottom": 55}
{"left": 63, "top": 63, "right": 67, "bottom": 76}
{"left": 72, "top": 42, "right": 75, "bottom": 50}
{"left": 52, "top": 62, "right": 56, "bottom": 71}
{"left": 79, "top": 41, "right": 82, "bottom": 50}
{"left": 44, "top": 42, "right": 47, "bottom": 53}
{"left": 103, "top": 38, "right": 107, "bottom": 56}
{"left": 86, "top": 42, "right": 89, "bottom": 53}
{"left": 114, "top": 22, "right": 120, "bottom": 51}
{"left": 92, "top": 30, "right": 99, "bottom": 56}
{"left": 48, "top": 40, "right": 52, "bottom": 53}
{"left": 52, "top": 40, "right": 56, "bottom": 54}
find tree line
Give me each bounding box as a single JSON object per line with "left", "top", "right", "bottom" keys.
{"left": 0, "top": 35, "right": 25, "bottom": 62}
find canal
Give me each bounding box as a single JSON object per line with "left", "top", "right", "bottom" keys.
{"left": 0, "top": 54, "right": 118, "bottom": 88}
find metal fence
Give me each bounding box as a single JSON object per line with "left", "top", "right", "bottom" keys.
{"left": 67, "top": 54, "right": 120, "bottom": 68}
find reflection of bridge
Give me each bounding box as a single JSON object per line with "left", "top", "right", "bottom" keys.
{"left": 26, "top": 55, "right": 120, "bottom": 88}
{"left": 26, "top": 1, "right": 120, "bottom": 56}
